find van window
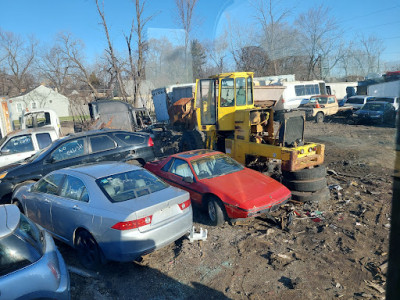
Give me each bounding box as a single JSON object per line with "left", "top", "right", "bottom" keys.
{"left": 294, "top": 84, "right": 319, "bottom": 96}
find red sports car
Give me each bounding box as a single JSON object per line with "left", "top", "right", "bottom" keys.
{"left": 144, "top": 150, "right": 291, "bottom": 226}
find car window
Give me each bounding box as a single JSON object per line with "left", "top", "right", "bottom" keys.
{"left": 36, "top": 133, "right": 52, "bottom": 149}
{"left": 192, "top": 154, "right": 244, "bottom": 179}
{"left": 96, "top": 169, "right": 168, "bottom": 202}
{"left": 328, "top": 97, "right": 335, "bottom": 104}
{"left": 161, "top": 158, "right": 173, "bottom": 172}
{"left": 170, "top": 158, "right": 193, "bottom": 179}
{"left": 50, "top": 138, "right": 85, "bottom": 162}
{"left": 236, "top": 77, "right": 246, "bottom": 106}
{"left": 33, "top": 173, "right": 65, "bottom": 195}
{"left": 89, "top": 135, "right": 116, "bottom": 152}
{"left": 0, "top": 214, "right": 43, "bottom": 276}
{"left": 348, "top": 98, "right": 364, "bottom": 104}
{"left": 59, "top": 175, "right": 89, "bottom": 202}
{"left": 2, "top": 135, "right": 34, "bottom": 154}
{"left": 114, "top": 132, "right": 145, "bottom": 145}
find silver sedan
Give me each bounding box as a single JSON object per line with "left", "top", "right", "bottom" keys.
{"left": 12, "top": 162, "right": 193, "bottom": 269}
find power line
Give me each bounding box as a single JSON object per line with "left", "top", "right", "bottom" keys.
{"left": 338, "top": 5, "right": 400, "bottom": 24}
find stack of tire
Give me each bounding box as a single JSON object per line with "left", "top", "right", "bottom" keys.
{"left": 282, "top": 165, "right": 330, "bottom": 203}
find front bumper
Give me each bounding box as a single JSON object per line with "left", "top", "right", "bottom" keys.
{"left": 225, "top": 195, "right": 291, "bottom": 219}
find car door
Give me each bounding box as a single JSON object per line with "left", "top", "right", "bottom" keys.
{"left": 87, "top": 134, "right": 120, "bottom": 163}
{"left": 51, "top": 174, "right": 93, "bottom": 244}
{"left": 26, "top": 173, "right": 65, "bottom": 231}
{"left": 0, "top": 134, "right": 36, "bottom": 167}
{"left": 43, "top": 137, "right": 89, "bottom": 174}
{"left": 161, "top": 158, "right": 203, "bottom": 205}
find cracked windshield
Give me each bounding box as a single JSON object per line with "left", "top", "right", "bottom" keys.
{"left": 0, "top": 0, "right": 399, "bottom": 299}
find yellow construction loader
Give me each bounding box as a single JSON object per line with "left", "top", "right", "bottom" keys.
{"left": 178, "top": 72, "right": 328, "bottom": 201}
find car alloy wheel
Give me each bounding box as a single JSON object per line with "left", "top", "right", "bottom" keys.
{"left": 76, "top": 230, "right": 102, "bottom": 270}
{"left": 207, "top": 197, "right": 226, "bottom": 226}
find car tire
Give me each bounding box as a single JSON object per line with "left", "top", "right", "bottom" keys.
{"left": 315, "top": 112, "right": 324, "bottom": 123}
{"left": 179, "top": 130, "right": 205, "bottom": 151}
{"left": 75, "top": 230, "right": 103, "bottom": 270}
{"left": 282, "top": 165, "right": 326, "bottom": 181}
{"left": 283, "top": 177, "right": 327, "bottom": 192}
{"left": 207, "top": 197, "right": 226, "bottom": 226}
{"left": 291, "top": 187, "right": 330, "bottom": 203}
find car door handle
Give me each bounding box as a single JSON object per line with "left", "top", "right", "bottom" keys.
{"left": 72, "top": 205, "right": 80, "bottom": 211}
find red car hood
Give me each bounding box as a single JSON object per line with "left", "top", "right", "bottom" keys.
{"left": 203, "top": 169, "right": 291, "bottom": 211}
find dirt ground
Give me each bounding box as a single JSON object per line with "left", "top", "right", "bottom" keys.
{"left": 60, "top": 118, "right": 396, "bottom": 300}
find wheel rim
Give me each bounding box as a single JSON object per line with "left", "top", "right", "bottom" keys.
{"left": 208, "top": 201, "right": 216, "bottom": 222}
{"left": 77, "top": 232, "right": 98, "bottom": 266}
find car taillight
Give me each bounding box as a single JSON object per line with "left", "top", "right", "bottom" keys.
{"left": 148, "top": 137, "right": 154, "bottom": 147}
{"left": 47, "top": 262, "right": 60, "bottom": 280}
{"left": 112, "top": 215, "right": 153, "bottom": 230}
{"left": 178, "top": 199, "right": 191, "bottom": 210}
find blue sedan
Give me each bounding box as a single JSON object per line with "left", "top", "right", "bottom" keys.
{"left": 0, "top": 204, "right": 70, "bottom": 299}
{"left": 352, "top": 101, "right": 396, "bottom": 124}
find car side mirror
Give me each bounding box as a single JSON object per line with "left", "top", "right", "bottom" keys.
{"left": 45, "top": 156, "right": 55, "bottom": 164}
{"left": 0, "top": 149, "right": 10, "bottom": 155}
{"left": 182, "top": 176, "right": 194, "bottom": 184}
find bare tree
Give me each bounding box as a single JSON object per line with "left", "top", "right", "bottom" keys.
{"left": 252, "top": 0, "right": 292, "bottom": 75}
{"left": 124, "top": 0, "right": 153, "bottom": 107}
{"left": 174, "top": 0, "right": 199, "bottom": 80}
{"left": 204, "top": 34, "right": 229, "bottom": 74}
{"left": 294, "top": 5, "right": 342, "bottom": 80}
{"left": 37, "top": 44, "right": 71, "bottom": 94}
{"left": 95, "top": 0, "right": 128, "bottom": 101}
{"left": 0, "top": 30, "right": 37, "bottom": 96}
{"left": 360, "top": 35, "right": 384, "bottom": 74}
{"left": 57, "top": 32, "right": 100, "bottom": 98}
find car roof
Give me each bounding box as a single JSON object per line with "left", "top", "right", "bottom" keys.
{"left": 4, "top": 128, "right": 57, "bottom": 138}
{"left": 0, "top": 205, "right": 20, "bottom": 237}
{"left": 61, "top": 162, "right": 142, "bottom": 179}
{"left": 364, "top": 101, "right": 388, "bottom": 105}
{"left": 173, "top": 149, "right": 221, "bottom": 160}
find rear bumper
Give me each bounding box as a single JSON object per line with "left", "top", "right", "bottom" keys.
{"left": 100, "top": 207, "right": 193, "bottom": 262}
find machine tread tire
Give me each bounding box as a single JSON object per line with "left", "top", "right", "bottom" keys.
{"left": 283, "top": 177, "right": 327, "bottom": 192}
{"left": 179, "top": 130, "right": 205, "bottom": 151}
{"left": 282, "top": 165, "right": 326, "bottom": 181}
{"left": 291, "top": 187, "right": 330, "bottom": 203}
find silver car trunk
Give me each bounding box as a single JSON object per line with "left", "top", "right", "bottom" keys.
{"left": 114, "top": 187, "right": 190, "bottom": 233}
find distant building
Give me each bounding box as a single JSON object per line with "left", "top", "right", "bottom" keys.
{"left": 7, "top": 85, "right": 70, "bottom": 121}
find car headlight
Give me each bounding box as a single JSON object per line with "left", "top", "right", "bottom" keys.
{"left": 0, "top": 172, "right": 7, "bottom": 180}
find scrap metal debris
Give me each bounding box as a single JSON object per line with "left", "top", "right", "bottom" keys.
{"left": 188, "top": 226, "right": 208, "bottom": 243}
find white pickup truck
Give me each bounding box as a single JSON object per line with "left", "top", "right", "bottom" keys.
{"left": 21, "top": 109, "right": 61, "bottom": 137}
{"left": 0, "top": 128, "right": 58, "bottom": 167}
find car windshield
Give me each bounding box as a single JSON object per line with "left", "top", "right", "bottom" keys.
{"left": 191, "top": 154, "right": 244, "bottom": 179}
{"left": 0, "top": 214, "right": 44, "bottom": 276}
{"left": 362, "top": 103, "right": 384, "bottom": 111}
{"left": 347, "top": 98, "right": 364, "bottom": 104}
{"left": 96, "top": 169, "right": 169, "bottom": 202}
{"left": 310, "top": 96, "right": 328, "bottom": 104}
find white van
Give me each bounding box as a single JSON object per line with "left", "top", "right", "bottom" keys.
{"left": 273, "top": 80, "right": 326, "bottom": 111}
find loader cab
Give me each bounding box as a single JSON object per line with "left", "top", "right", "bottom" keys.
{"left": 195, "top": 72, "right": 255, "bottom": 131}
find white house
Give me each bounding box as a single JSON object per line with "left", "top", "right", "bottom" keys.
{"left": 7, "top": 85, "right": 70, "bottom": 121}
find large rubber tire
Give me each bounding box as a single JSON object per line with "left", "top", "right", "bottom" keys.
{"left": 207, "top": 197, "right": 226, "bottom": 226}
{"left": 291, "top": 187, "right": 330, "bottom": 203}
{"left": 75, "top": 230, "right": 103, "bottom": 270}
{"left": 282, "top": 165, "right": 326, "bottom": 181}
{"left": 179, "top": 130, "right": 205, "bottom": 151}
{"left": 315, "top": 112, "right": 324, "bottom": 123}
{"left": 283, "top": 177, "right": 327, "bottom": 192}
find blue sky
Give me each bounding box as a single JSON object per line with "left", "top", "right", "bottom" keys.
{"left": 0, "top": 0, "right": 399, "bottom": 64}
